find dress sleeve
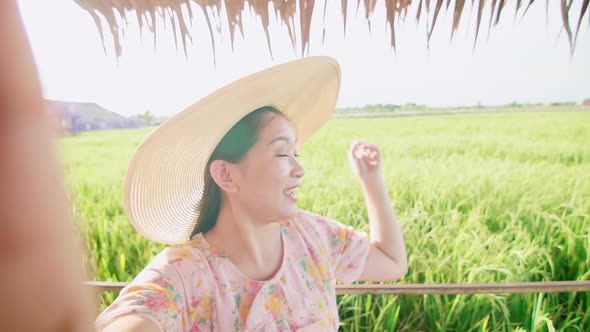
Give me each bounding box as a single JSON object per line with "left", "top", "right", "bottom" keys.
{"left": 303, "top": 211, "right": 370, "bottom": 283}
{"left": 95, "top": 246, "right": 208, "bottom": 332}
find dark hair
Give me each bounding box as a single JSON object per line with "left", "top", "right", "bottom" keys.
{"left": 190, "top": 106, "right": 283, "bottom": 237}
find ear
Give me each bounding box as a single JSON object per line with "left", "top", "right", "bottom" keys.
{"left": 209, "top": 160, "right": 239, "bottom": 193}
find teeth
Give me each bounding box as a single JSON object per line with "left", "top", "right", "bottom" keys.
{"left": 284, "top": 189, "right": 297, "bottom": 199}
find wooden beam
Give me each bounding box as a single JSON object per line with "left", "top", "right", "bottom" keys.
{"left": 86, "top": 280, "right": 590, "bottom": 295}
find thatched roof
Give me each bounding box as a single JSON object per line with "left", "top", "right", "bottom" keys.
{"left": 73, "top": 0, "right": 589, "bottom": 60}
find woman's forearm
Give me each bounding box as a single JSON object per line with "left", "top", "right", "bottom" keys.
{"left": 361, "top": 177, "right": 408, "bottom": 273}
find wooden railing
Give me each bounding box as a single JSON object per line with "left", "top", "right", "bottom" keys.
{"left": 87, "top": 280, "right": 590, "bottom": 295}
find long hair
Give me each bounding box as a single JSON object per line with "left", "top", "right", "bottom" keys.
{"left": 190, "top": 106, "right": 282, "bottom": 237}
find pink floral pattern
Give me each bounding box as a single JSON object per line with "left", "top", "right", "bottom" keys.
{"left": 96, "top": 210, "right": 370, "bottom": 331}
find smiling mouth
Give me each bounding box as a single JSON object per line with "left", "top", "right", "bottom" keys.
{"left": 283, "top": 189, "right": 297, "bottom": 200}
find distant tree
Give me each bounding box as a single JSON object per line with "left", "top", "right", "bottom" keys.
{"left": 138, "top": 110, "right": 155, "bottom": 126}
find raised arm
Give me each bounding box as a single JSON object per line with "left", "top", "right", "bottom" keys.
{"left": 0, "top": 1, "right": 95, "bottom": 330}
{"left": 348, "top": 141, "right": 408, "bottom": 281}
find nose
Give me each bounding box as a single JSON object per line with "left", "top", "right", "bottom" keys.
{"left": 291, "top": 157, "right": 305, "bottom": 179}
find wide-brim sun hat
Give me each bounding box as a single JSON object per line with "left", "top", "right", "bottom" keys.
{"left": 124, "top": 56, "right": 341, "bottom": 245}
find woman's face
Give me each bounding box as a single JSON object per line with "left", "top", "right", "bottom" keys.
{"left": 232, "top": 113, "right": 305, "bottom": 221}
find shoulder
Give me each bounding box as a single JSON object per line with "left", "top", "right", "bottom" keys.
{"left": 125, "top": 242, "right": 215, "bottom": 297}
{"left": 96, "top": 244, "right": 214, "bottom": 331}
{"left": 144, "top": 243, "right": 208, "bottom": 274}
{"left": 288, "top": 209, "right": 349, "bottom": 243}
{"left": 287, "top": 209, "right": 323, "bottom": 235}
{"left": 291, "top": 209, "right": 350, "bottom": 230}
{"left": 290, "top": 209, "right": 332, "bottom": 226}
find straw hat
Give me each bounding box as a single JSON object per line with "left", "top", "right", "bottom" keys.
{"left": 123, "top": 56, "right": 341, "bottom": 244}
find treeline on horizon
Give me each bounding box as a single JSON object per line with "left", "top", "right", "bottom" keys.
{"left": 336, "top": 101, "right": 583, "bottom": 114}
{"left": 55, "top": 100, "right": 584, "bottom": 136}
{"left": 141, "top": 101, "right": 585, "bottom": 123}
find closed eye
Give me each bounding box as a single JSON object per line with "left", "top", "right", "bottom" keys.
{"left": 277, "top": 154, "right": 300, "bottom": 158}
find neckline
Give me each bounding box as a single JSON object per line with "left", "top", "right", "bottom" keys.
{"left": 194, "top": 220, "right": 290, "bottom": 283}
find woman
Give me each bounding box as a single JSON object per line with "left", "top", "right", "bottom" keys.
{"left": 98, "top": 57, "right": 407, "bottom": 331}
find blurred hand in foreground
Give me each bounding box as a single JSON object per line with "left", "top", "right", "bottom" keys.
{"left": 0, "top": 1, "right": 96, "bottom": 331}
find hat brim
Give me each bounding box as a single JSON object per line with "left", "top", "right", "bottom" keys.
{"left": 123, "top": 56, "right": 341, "bottom": 244}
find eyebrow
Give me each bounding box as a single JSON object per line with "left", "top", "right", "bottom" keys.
{"left": 268, "top": 136, "right": 297, "bottom": 145}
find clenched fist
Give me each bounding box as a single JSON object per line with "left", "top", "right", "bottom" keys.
{"left": 348, "top": 140, "right": 383, "bottom": 184}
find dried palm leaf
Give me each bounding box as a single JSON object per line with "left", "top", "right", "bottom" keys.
{"left": 72, "top": 0, "right": 589, "bottom": 61}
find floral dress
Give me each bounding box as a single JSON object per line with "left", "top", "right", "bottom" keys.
{"left": 96, "top": 209, "right": 370, "bottom": 331}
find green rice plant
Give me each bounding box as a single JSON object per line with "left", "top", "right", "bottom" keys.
{"left": 59, "top": 110, "right": 590, "bottom": 331}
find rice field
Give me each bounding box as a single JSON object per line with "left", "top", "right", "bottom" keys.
{"left": 59, "top": 110, "right": 590, "bottom": 331}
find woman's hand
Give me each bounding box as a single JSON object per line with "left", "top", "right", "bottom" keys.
{"left": 348, "top": 141, "right": 409, "bottom": 282}
{"left": 348, "top": 140, "right": 383, "bottom": 185}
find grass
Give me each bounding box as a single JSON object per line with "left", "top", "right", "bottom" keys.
{"left": 59, "top": 109, "right": 590, "bottom": 331}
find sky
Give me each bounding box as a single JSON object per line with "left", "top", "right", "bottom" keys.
{"left": 18, "top": 0, "right": 590, "bottom": 117}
